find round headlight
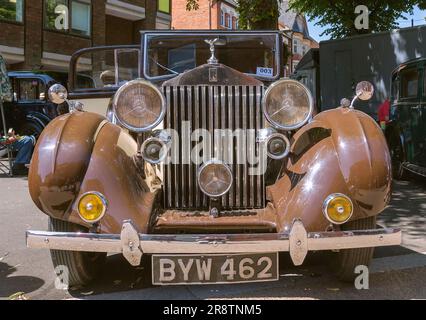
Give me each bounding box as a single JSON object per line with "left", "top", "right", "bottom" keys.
{"left": 263, "top": 79, "right": 313, "bottom": 130}
{"left": 113, "top": 79, "right": 166, "bottom": 132}
{"left": 198, "top": 160, "right": 233, "bottom": 198}
{"left": 77, "top": 192, "right": 108, "bottom": 223}
{"left": 322, "top": 193, "right": 354, "bottom": 225}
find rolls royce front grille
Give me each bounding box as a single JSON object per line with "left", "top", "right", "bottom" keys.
{"left": 163, "top": 85, "right": 266, "bottom": 210}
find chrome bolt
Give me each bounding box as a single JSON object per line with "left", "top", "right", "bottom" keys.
{"left": 128, "top": 241, "right": 134, "bottom": 250}
{"left": 296, "top": 240, "right": 302, "bottom": 246}
{"left": 44, "top": 238, "right": 49, "bottom": 244}
{"left": 210, "top": 207, "right": 219, "bottom": 218}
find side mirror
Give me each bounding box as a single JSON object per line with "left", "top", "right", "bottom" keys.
{"left": 48, "top": 84, "right": 68, "bottom": 104}
{"left": 348, "top": 81, "right": 374, "bottom": 109}
{"left": 355, "top": 81, "right": 374, "bottom": 101}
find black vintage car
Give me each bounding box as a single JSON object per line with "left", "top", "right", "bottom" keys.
{"left": 1, "top": 72, "right": 64, "bottom": 138}
{"left": 386, "top": 58, "right": 426, "bottom": 178}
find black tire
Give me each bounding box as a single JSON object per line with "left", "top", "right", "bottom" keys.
{"left": 388, "top": 131, "right": 408, "bottom": 180}
{"left": 334, "top": 216, "right": 376, "bottom": 282}
{"left": 48, "top": 218, "right": 106, "bottom": 287}
{"left": 19, "top": 120, "right": 44, "bottom": 138}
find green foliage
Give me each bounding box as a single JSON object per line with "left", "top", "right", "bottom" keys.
{"left": 0, "top": 0, "right": 21, "bottom": 21}
{"left": 186, "top": 0, "right": 200, "bottom": 11}
{"left": 237, "top": 0, "right": 282, "bottom": 30}
{"left": 288, "top": 0, "right": 425, "bottom": 39}
{"left": 185, "top": 0, "right": 282, "bottom": 30}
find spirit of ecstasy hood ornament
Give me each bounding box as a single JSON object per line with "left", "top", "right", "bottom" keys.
{"left": 205, "top": 38, "right": 226, "bottom": 65}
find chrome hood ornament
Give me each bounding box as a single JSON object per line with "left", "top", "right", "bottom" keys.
{"left": 205, "top": 38, "right": 226, "bottom": 65}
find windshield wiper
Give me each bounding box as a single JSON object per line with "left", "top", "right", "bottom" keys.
{"left": 149, "top": 57, "right": 179, "bottom": 75}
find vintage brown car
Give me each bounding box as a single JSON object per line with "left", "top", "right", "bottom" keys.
{"left": 26, "top": 31, "right": 401, "bottom": 287}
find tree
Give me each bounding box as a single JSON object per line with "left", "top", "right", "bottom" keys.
{"left": 186, "top": 0, "right": 282, "bottom": 30}
{"left": 288, "top": 0, "right": 426, "bottom": 39}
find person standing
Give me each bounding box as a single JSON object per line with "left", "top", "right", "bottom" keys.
{"left": 378, "top": 97, "right": 391, "bottom": 130}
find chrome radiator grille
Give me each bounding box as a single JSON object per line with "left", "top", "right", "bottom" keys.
{"left": 162, "top": 85, "right": 265, "bottom": 210}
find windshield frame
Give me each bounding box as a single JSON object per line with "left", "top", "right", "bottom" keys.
{"left": 69, "top": 45, "right": 141, "bottom": 98}
{"left": 141, "top": 30, "right": 282, "bottom": 82}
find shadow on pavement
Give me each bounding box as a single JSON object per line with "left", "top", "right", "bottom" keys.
{"left": 0, "top": 261, "right": 45, "bottom": 299}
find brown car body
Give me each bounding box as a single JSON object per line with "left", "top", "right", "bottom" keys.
{"left": 29, "top": 106, "right": 392, "bottom": 235}
{"left": 25, "top": 31, "right": 400, "bottom": 286}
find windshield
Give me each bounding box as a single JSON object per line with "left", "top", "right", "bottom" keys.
{"left": 72, "top": 47, "right": 140, "bottom": 91}
{"left": 143, "top": 32, "right": 280, "bottom": 81}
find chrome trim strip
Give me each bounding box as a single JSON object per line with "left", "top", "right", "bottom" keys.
{"left": 241, "top": 86, "right": 248, "bottom": 207}
{"left": 173, "top": 86, "right": 179, "bottom": 208}
{"left": 180, "top": 86, "right": 187, "bottom": 208}
{"left": 165, "top": 86, "right": 172, "bottom": 208}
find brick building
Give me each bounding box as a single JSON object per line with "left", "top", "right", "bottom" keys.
{"left": 0, "top": 0, "right": 171, "bottom": 71}
{"left": 172, "top": 0, "right": 238, "bottom": 30}
{"left": 279, "top": 0, "right": 318, "bottom": 74}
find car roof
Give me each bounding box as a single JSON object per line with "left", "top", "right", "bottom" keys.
{"left": 8, "top": 71, "right": 56, "bottom": 82}
{"left": 392, "top": 57, "right": 426, "bottom": 76}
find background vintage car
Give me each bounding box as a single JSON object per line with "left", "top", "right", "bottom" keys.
{"left": 386, "top": 57, "right": 426, "bottom": 179}
{"left": 25, "top": 31, "right": 401, "bottom": 287}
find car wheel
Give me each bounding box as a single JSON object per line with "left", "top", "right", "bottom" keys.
{"left": 334, "top": 216, "right": 376, "bottom": 282}
{"left": 19, "top": 121, "right": 44, "bottom": 138}
{"left": 389, "top": 132, "right": 408, "bottom": 180}
{"left": 48, "top": 218, "right": 106, "bottom": 287}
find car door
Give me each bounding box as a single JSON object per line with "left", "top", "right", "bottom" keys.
{"left": 399, "top": 66, "right": 422, "bottom": 165}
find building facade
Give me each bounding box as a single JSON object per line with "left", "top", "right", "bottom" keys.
{"left": 172, "top": 0, "right": 238, "bottom": 30}
{"left": 0, "top": 0, "right": 171, "bottom": 71}
{"left": 279, "top": 0, "right": 318, "bottom": 74}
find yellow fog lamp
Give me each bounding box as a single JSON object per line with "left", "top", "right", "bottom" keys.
{"left": 322, "top": 193, "right": 353, "bottom": 225}
{"left": 77, "top": 192, "right": 108, "bottom": 223}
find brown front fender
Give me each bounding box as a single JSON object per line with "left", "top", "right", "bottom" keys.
{"left": 29, "top": 111, "right": 157, "bottom": 233}
{"left": 29, "top": 112, "right": 106, "bottom": 220}
{"left": 267, "top": 107, "right": 392, "bottom": 233}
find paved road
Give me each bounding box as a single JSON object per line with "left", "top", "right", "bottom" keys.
{"left": 0, "top": 176, "right": 425, "bottom": 300}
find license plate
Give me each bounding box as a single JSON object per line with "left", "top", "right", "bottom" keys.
{"left": 152, "top": 253, "right": 279, "bottom": 285}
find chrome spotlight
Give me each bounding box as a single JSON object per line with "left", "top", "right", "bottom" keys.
{"left": 141, "top": 137, "right": 168, "bottom": 164}
{"left": 198, "top": 159, "right": 233, "bottom": 198}
{"left": 267, "top": 133, "right": 291, "bottom": 160}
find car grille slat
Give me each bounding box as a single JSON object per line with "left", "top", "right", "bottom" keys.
{"left": 163, "top": 85, "right": 265, "bottom": 210}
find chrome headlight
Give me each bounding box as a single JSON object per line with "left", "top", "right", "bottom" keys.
{"left": 113, "top": 79, "right": 166, "bottom": 132}
{"left": 263, "top": 79, "right": 313, "bottom": 130}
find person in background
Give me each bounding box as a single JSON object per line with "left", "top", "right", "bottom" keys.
{"left": 378, "top": 97, "right": 391, "bottom": 130}
{"left": 0, "top": 129, "right": 36, "bottom": 176}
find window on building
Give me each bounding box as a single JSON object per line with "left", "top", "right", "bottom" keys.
{"left": 71, "top": 1, "right": 91, "bottom": 36}
{"left": 232, "top": 16, "right": 237, "bottom": 29}
{"left": 225, "top": 13, "right": 230, "bottom": 28}
{"left": 401, "top": 68, "right": 419, "bottom": 98}
{"left": 44, "top": 0, "right": 91, "bottom": 37}
{"left": 0, "top": 0, "right": 24, "bottom": 22}
{"left": 220, "top": 10, "right": 225, "bottom": 26}
{"left": 293, "top": 39, "right": 299, "bottom": 54}
{"left": 158, "top": 0, "right": 170, "bottom": 14}
{"left": 228, "top": 15, "right": 232, "bottom": 29}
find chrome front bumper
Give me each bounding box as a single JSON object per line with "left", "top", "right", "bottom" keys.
{"left": 26, "top": 220, "right": 402, "bottom": 267}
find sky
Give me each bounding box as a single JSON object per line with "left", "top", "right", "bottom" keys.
{"left": 307, "top": 5, "right": 426, "bottom": 42}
